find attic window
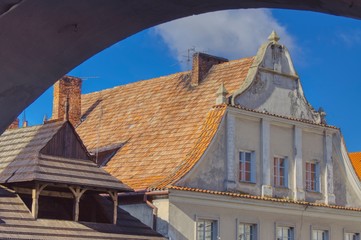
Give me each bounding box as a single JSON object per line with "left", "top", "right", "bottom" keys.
{"left": 90, "top": 142, "right": 124, "bottom": 167}
{"left": 95, "top": 150, "right": 117, "bottom": 167}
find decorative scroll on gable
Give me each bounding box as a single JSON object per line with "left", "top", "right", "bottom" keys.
{"left": 232, "top": 31, "right": 323, "bottom": 124}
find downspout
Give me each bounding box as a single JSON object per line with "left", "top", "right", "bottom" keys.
{"left": 144, "top": 190, "right": 169, "bottom": 230}
{"left": 144, "top": 194, "right": 158, "bottom": 230}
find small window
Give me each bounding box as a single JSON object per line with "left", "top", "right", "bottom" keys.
{"left": 345, "top": 232, "right": 360, "bottom": 240}
{"left": 274, "top": 157, "right": 288, "bottom": 187}
{"left": 276, "top": 226, "right": 294, "bottom": 240}
{"left": 197, "top": 219, "right": 218, "bottom": 240}
{"left": 306, "top": 161, "right": 320, "bottom": 192}
{"left": 239, "top": 151, "right": 255, "bottom": 183}
{"left": 238, "top": 223, "right": 257, "bottom": 240}
{"left": 312, "top": 229, "right": 328, "bottom": 240}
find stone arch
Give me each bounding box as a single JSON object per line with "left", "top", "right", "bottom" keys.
{"left": 1, "top": 0, "right": 360, "bottom": 132}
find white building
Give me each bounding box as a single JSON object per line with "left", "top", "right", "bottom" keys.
{"left": 53, "top": 32, "right": 361, "bottom": 240}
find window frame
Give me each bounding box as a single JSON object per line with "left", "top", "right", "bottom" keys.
{"left": 344, "top": 230, "right": 360, "bottom": 240}
{"left": 273, "top": 156, "right": 289, "bottom": 188}
{"left": 239, "top": 150, "right": 256, "bottom": 183}
{"left": 195, "top": 216, "right": 220, "bottom": 240}
{"left": 310, "top": 226, "right": 330, "bottom": 240}
{"left": 275, "top": 224, "right": 294, "bottom": 240}
{"left": 236, "top": 218, "right": 258, "bottom": 240}
{"left": 311, "top": 229, "right": 329, "bottom": 240}
{"left": 305, "top": 160, "right": 321, "bottom": 192}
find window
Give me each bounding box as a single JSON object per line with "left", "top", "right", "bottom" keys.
{"left": 312, "top": 229, "right": 328, "bottom": 240}
{"left": 197, "top": 219, "right": 218, "bottom": 240}
{"left": 345, "top": 232, "right": 360, "bottom": 240}
{"left": 276, "top": 226, "right": 294, "bottom": 240}
{"left": 306, "top": 161, "right": 320, "bottom": 192}
{"left": 274, "top": 157, "right": 288, "bottom": 187}
{"left": 238, "top": 223, "right": 257, "bottom": 240}
{"left": 239, "top": 151, "right": 255, "bottom": 182}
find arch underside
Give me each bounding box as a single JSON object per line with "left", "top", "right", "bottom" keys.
{"left": 0, "top": 0, "right": 360, "bottom": 132}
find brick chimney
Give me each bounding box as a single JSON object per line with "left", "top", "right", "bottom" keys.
{"left": 191, "top": 52, "right": 228, "bottom": 87}
{"left": 7, "top": 118, "right": 19, "bottom": 130}
{"left": 52, "top": 76, "right": 82, "bottom": 126}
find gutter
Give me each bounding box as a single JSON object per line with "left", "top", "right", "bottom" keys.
{"left": 118, "top": 190, "right": 169, "bottom": 230}
{"left": 144, "top": 191, "right": 168, "bottom": 230}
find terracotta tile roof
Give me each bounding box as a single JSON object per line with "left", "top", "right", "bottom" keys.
{"left": 151, "top": 103, "right": 338, "bottom": 190}
{"left": 170, "top": 186, "right": 361, "bottom": 212}
{"left": 77, "top": 57, "right": 254, "bottom": 189}
{"left": 349, "top": 152, "right": 361, "bottom": 180}
{"left": 151, "top": 104, "right": 227, "bottom": 189}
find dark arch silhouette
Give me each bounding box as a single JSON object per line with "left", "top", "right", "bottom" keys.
{"left": 0, "top": 0, "right": 360, "bottom": 132}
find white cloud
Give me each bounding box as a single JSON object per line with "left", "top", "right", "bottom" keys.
{"left": 154, "top": 9, "right": 294, "bottom": 69}
{"left": 338, "top": 30, "right": 361, "bottom": 46}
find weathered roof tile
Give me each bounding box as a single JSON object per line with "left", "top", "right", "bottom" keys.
{"left": 77, "top": 57, "right": 254, "bottom": 189}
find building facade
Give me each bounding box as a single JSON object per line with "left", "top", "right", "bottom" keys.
{"left": 48, "top": 32, "right": 361, "bottom": 240}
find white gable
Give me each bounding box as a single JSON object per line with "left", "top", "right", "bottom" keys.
{"left": 232, "top": 31, "right": 322, "bottom": 124}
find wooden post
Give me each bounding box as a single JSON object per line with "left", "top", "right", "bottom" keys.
{"left": 31, "top": 183, "right": 48, "bottom": 219}
{"left": 31, "top": 188, "right": 38, "bottom": 219}
{"left": 69, "top": 187, "right": 87, "bottom": 222}
{"left": 108, "top": 191, "right": 118, "bottom": 225}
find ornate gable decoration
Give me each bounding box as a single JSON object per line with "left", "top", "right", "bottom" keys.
{"left": 232, "top": 31, "right": 323, "bottom": 124}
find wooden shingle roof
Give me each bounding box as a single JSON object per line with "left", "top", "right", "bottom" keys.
{"left": 0, "top": 185, "right": 163, "bottom": 239}
{"left": 0, "top": 121, "right": 130, "bottom": 191}
{"left": 77, "top": 57, "right": 254, "bottom": 190}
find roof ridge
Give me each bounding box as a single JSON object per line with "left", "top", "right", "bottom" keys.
{"left": 81, "top": 57, "right": 255, "bottom": 98}
{"left": 2, "top": 120, "right": 64, "bottom": 135}
{"left": 82, "top": 71, "right": 191, "bottom": 97}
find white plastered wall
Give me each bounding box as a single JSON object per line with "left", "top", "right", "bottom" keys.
{"left": 168, "top": 190, "right": 361, "bottom": 240}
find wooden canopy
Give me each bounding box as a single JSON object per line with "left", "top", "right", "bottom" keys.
{"left": 0, "top": 185, "right": 164, "bottom": 239}
{"left": 0, "top": 120, "right": 131, "bottom": 192}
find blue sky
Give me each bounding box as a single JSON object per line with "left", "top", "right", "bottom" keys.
{"left": 23, "top": 9, "right": 361, "bottom": 151}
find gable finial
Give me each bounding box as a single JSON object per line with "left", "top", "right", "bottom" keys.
{"left": 43, "top": 114, "right": 48, "bottom": 124}
{"left": 216, "top": 82, "right": 229, "bottom": 105}
{"left": 22, "top": 110, "right": 28, "bottom": 127}
{"left": 268, "top": 30, "right": 280, "bottom": 43}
